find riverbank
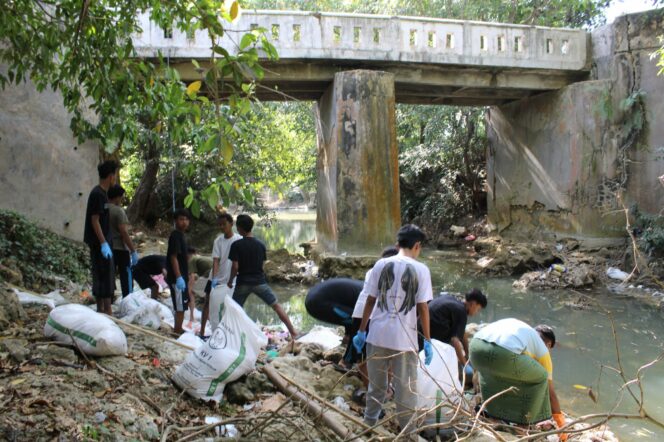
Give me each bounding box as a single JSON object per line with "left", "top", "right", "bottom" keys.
{"left": 2, "top": 211, "right": 663, "bottom": 440}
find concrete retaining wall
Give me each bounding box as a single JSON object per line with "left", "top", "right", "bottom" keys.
{"left": 0, "top": 72, "right": 99, "bottom": 241}
{"left": 486, "top": 9, "right": 664, "bottom": 239}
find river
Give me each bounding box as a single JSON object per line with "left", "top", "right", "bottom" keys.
{"left": 206, "top": 210, "right": 664, "bottom": 440}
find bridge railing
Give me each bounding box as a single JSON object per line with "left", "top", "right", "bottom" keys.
{"left": 133, "top": 10, "right": 588, "bottom": 71}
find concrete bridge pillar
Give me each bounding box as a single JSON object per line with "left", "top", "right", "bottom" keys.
{"left": 316, "top": 70, "right": 401, "bottom": 252}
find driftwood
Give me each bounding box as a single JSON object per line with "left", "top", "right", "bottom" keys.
{"left": 104, "top": 314, "right": 196, "bottom": 351}
{"left": 261, "top": 364, "right": 352, "bottom": 439}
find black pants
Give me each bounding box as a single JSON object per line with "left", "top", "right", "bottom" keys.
{"left": 90, "top": 246, "right": 115, "bottom": 299}
{"left": 113, "top": 249, "right": 131, "bottom": 297}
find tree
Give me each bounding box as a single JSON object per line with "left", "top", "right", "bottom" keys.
{"left": 0, "top": 0, "right": 278, "bottom": 222}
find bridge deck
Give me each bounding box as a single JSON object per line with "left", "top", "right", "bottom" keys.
{"left": 133, "top": 11, "right": 590, "bottom": 105}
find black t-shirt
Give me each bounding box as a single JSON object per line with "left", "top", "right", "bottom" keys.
{"left": 228, "top": 237, "right": 267, "bottom": 285}
{"left": 428, "top": 295, "right": 468, "bottom": 343}
{"left": 84, "top": 185, "right": 112, "bottom": 247}
{"left": 135, "top": 255, "right": 167, "bottom": 275}
{"left": 306, "top": 278, "right": 363, "bottom": 312}
{"left": 166, "top": 230, "right": 188, "bottom": 284}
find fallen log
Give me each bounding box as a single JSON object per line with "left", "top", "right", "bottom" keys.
{"left": 261, "top": 363, "right": 352, "bottom": 439}
{"left": 105, "top": 314, "right": 195, "bottom": 351}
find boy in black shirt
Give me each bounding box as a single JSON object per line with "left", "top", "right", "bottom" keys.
{"left": 84, "top": 160, "right": 119, "bottom": 315}
{"left": 228, "top": 214, "right": 299, "bottom": 338}
{"left": 166, "top": 209, "right": 191, "bottom": 334}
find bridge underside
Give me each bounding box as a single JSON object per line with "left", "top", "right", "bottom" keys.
{"left": 171, "top": 60, "right": 588, "bottom": 105}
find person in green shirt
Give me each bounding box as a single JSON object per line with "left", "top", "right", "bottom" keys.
{"left": 187, "top": 248, "right": 213, "bottom": 325}
{"left": 107, "top": 185, "right": 139, "bottom": 298}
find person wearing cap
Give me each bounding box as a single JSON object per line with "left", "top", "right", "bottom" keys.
{"left": 469, "top": 318, "right": 567, "bottom": 440}
{"left": 352, "top": 224, "right": 433, "bottom": 435}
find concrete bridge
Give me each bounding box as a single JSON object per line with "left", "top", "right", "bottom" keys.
{"left": 132, "top": 11, "right": 598, "bottom": 250}
{"left": 133, "top": 11, "right": 589, "bottom": 106}
{"left": 4, "top": 10, "right": 661, "bottom": 251}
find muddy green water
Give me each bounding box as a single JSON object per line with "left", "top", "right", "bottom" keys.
{"left": 209, "top": 211, "right": 664, "bottom": 440}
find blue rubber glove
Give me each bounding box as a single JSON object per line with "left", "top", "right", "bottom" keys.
{"left": 130, "top": 251, "right": 139, "bottom": 266}
{"left": 424, "top": 340, "right": 433, "bottom": 366}
{"left": 464, "top": 362, "right": 474, "bottom": 378}
{"left": 176, "top": 276, "right": 186, "bottom": 292}
{"left": 100, "top": 242, "right": 113, "bottom": 260}
{"left": 210, "top": 278, "right": 219, "bottom": 288}
{"left": 353, "top": 331, "right": 367, "bottom": 353}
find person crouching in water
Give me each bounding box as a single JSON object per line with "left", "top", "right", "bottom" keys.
{"left": 353, "top": 224, "right": 433, "bottom": 436}
{"left": 470, "top": 318, "right": 567, "bottom": 441}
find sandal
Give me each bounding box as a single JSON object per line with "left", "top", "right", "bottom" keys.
{"left": 352, "top": 387, "right": 367, "bottom": 406}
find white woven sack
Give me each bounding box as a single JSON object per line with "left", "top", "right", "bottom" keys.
{"left": 44, "top": 304, "right": 127, "bottom": 356}
{"left": 172, "top": 294, "right": 267, "bottom": 402}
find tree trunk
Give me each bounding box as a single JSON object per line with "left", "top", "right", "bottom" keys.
{"left": 127, "top": 143, "right": 160, "bottom": 224}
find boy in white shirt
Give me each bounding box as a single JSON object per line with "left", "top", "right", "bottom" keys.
{"left": 199, "top": 212, "right": 241, "bottom": 337}
{"left": 353, "top": 224, "right": 433, "bottom": 435}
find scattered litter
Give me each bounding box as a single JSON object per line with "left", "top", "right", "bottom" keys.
{"left": 549, "top": 264, "right": 567, "bottom": 273}
{"left": 343, "top": 384, "right": 354, "bottom": 392}
{"left": 332, "top": 396, "right": 350, "bottom": 412}
{"left": 606, "top": 267, "right": 629, "bottom": 282}
{"left": 44, "top": 304, "right": 127, "bottom": 356}
{"left": 243, "top": 402, "right": 257, "bottom": 411}
{"left": 204, "top": 416, "right": 238, "bottom": 437}
{"left": 556, "top": 243, "right": 564, "bottom": 252}
{"left": 476, "top": 257, "right": 493, "bottom": 268}
{"left": 176, "top": 332, "right": 205, "bottom": 350}
{"left": 119, "top": 290, "right": 162, "bottom": 329}
{"left": 450, "top": 225, "right": 467, "bottom": 237}
{"left": 296, "top": 326, "right": 341, "bottom": 350}
{"left": 464, "top": 234, "right": 476, "bottom": 241}
{"left": 94, "top": 412, "right": 107, "bottom": 424}
{"left": 15, "top": 289, "right": 67, "bottom": 310}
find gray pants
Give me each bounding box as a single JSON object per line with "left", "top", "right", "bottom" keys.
{"left": 364, "top": 343, "right": 419, "bottom": 436}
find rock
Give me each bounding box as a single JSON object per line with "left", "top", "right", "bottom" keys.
{"left": 40, "top": 345, "right": 78, "bottom": 365}
{"left": 1, "top": 338, "right": 30, "bottom": 362}
{"left": 225, "top": 381, "right": 256, "bottom": 404}
{"left": 479, "top": 242, "right": 557, "bottom": 276}
{"left": 0, "top": 283, "right": 26, "bottom": 331}
{"left": 0, "top": 261, "right": 23, "bottom": 285}
{"left": 271, "top": 355, "right": 362, "bottom": 400}
{"left": 245, "top": 371, "right": 274, "bottom": 394}
{"left": 513, "top": 264, "right": 596, "bottom": 291}
{"left": 317, "top": 255, "right": 376, "bottom": 279}
{"left": 264, "top": 248, "right": 314, "bottom": 283}
{"left": 322, "top": 346, "right": 344, "bottom": 364}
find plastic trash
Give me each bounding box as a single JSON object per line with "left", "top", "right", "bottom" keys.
{"left": 177, "top": 332, "right": 205, "bottom": 350}
{"left": 476, "top": 257, "right": 493, "bottom": 268}
{"left": 296, "top": 326, "right": 342, "bottom": 350}
{"left": 204, "top": 417, "right": 237, "bottom": 437}
{"left": 119, "top": 290, "right": 162, "bottom": 329}
{"left": 94, "top": 412, "right": 107, "bottom": 424}
{"left": 332, "top": 396, "right": 350, "bottom": 412}
{"left": 14, "top": 289, "right": 67, "bottom": 310}
{"left": 417, "top": 340, "right": 464, "bottom": 428}
{"left": 464, "top": 234, "right": 476, "bottom": 241}
{"left": 607, "top": 267, "right": 630, "bottom": 282}
{"left": 549, "top": 264, "right": 567, "bottom": 275}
